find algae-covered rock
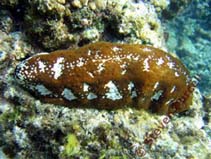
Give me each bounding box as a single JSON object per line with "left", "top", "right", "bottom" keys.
{"left": 1, "top": 0, "right": 168, "bottom": 50}
{"left": 0, "top": 0, "right": 19, "bottom": 8}
{"left": 62, "top": 134, "right": 80, "bottom": 157}
{"left": 1, "top": 81, "right": 210, "bottom": 158}
{"left": 0, "top": 10, "right": 13, "bottom": 33}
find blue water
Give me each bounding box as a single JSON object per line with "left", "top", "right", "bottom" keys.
{"left": 164, "top": 0, "right": 211, "bottom": 96}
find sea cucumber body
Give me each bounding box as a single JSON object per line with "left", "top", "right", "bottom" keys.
{"left": 15, "top": 42, "right": 194, "bottom": 114}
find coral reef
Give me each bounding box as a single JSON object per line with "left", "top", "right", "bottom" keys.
{"left": 1, "top": 0, "right": 167, "bottom": 51}
{"left": 0, "top": 0, "right": 211, "bottom": 159}
{"left": 0, "top": 10, "right": 13, "bottom": 33}
{"left": 164, "top": 0, "right": 211, "bottom": 96}
{"left": 161, "top": 0, "right": 192, "bottom": 19}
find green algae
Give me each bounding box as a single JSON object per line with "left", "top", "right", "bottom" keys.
{"left": 62, "top": 133, "right": 80, "bottom": 157}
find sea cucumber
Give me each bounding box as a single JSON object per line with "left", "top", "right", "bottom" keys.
{"left": 15, "top": 42, "right": 195, "bottom": 114}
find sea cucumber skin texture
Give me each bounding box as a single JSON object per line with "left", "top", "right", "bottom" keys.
{"left": 15, "top": 42, "right": 194, "bottom": 114}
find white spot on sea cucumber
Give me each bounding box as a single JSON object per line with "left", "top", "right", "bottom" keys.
{"left": 38, "top": 61, "right": 46, "bottom": 73}
{"left": 87, "top": 72, "right": 94, "bottom": 78}
{"left": 87, "top": 92, "right": 97, "bottom": 100}
{"left": 165, "top": 98, "right": 174, "bottom": 105}
{"left": 156, "top": 57, "right": 164, "bottom": 66}
{"left": 97, "top": 63, "right": 105, "bottom": 73}
{"left": 153, "top": 82, "right": 159, "bottom": 90}
{"left": 120, "top": 63, "right": 127, "bottom": 69}
{"left": 165, "top": 55, "right": 171, "bottom": 60}
{"left": 33, "top": 68, "right": 38, "bottom": 74}
{"left": 167, "top": 62, "right": 175, "bottom": 69}
{"left": 128, "top": 82, "right": 134, "bottom": 91}
{"left": 83, "top": 83, "right": 89, "bottom": 92}
{"left": 121, "top": 70, "right": 126, "bottom": 75}
{"left": 62, "top": 88, "right": 77, "bottom": 101}
{"left": 128, "top": 82, "right": 137, "bottom": 98}
{"left": 143, "top": 58, "right": 150, "bottom": 72}
{"left": 151, "top": 90, "right": 163, "bottom": 101}
{"left": 120, "top": 63, "right": 127, "bottom": 75}
{"left": 87, "top": 50, "right": 92, "bottom": 56}
{"left": 35, "top": 84, "right": 52, "bottom": 95}
{"left": 51, "top": 57, "right": 64, "bottom": 79}
{"left": 16, "top": 62, "right": 28, "bottom": 78}
{"left": 126, "top": 54, "right": 133, "bottom": 60}
{"left": 76, "top": 57, "right": 85, "bottom": 67}
{"left": 68, "top": 63, "right": 75, "bottom": 70}
{"left": 175, "top": 72, "right": 179, "bottom": 77}
{"left": 114, "top": 55, "right": 121, "bottom": 62}
{"left": 170, "top": 86, "right": 176, "bottom": 93}
{"left": 104, "top": 81, "right": 122, "bottom": 100}
{"left": 143, "top": 47, "right": 152, "bottom": 52}
{"left": 112, "top": 46, "right": 121, "bottom": 52}
{"left": 24, "top": 70, "right": 28, "bottom": 75}
{"left": 133, "top": 55, "right": 140, "bottom": 61}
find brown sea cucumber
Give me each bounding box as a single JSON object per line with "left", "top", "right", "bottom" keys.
{"left": 15, "top": 42, "right": 195, "bottom": 114}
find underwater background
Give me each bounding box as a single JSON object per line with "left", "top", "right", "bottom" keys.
{"left": 0, "top": 0, "right": 211, "bottom": 158}
{"left": 164, "top": 0, "right": 211, "bottom": 97}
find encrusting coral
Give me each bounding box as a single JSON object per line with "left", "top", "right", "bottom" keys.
{"left": 1, "top": 0, "right": 167, "bottom": 50}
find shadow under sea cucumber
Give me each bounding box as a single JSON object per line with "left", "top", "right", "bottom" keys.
{"left": 14, "top": 42, "right": 195, "bottom": 114}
